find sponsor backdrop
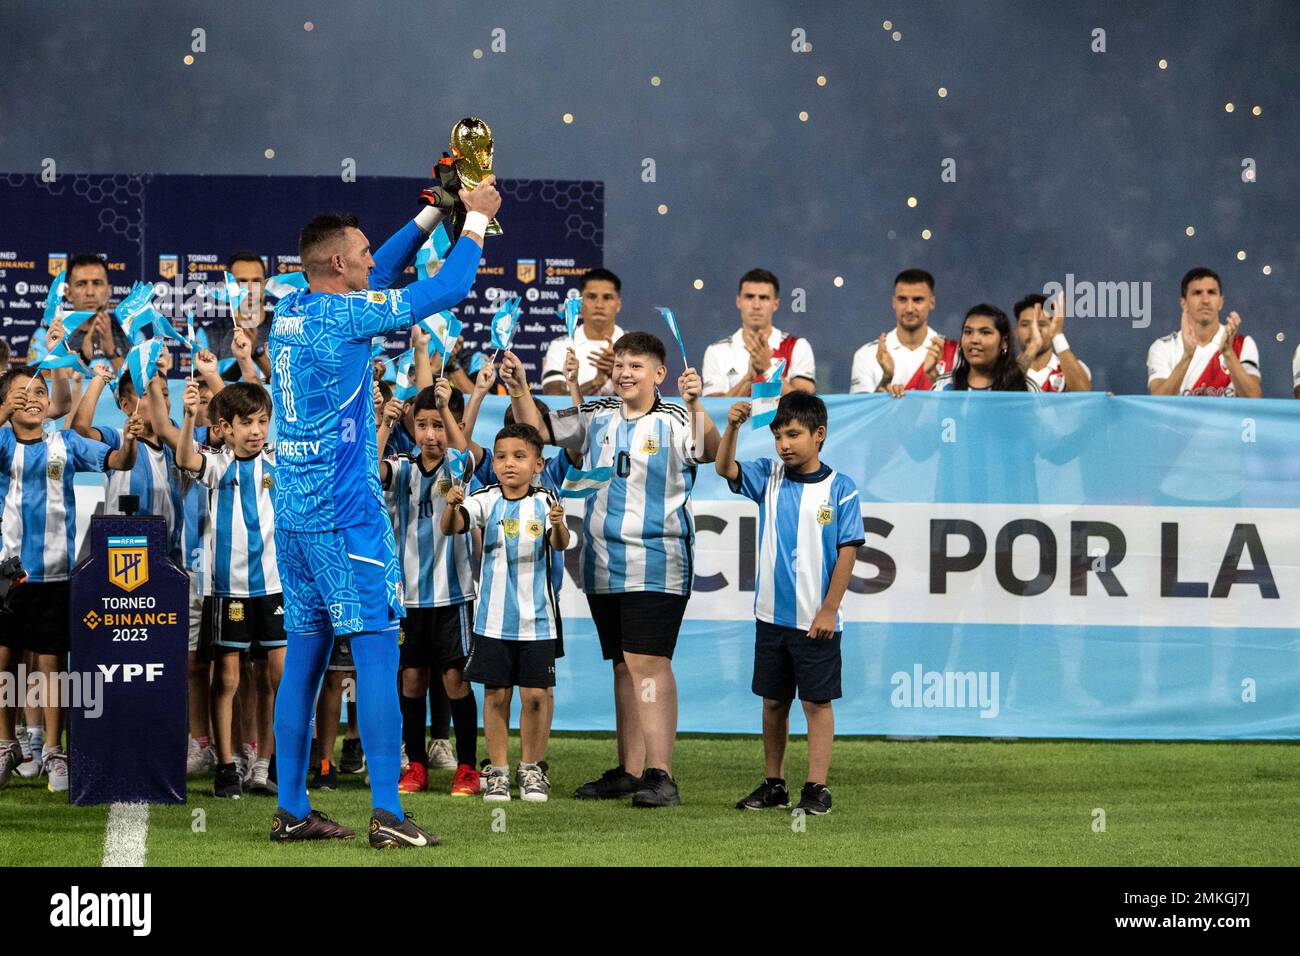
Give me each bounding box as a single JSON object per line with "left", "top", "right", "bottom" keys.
{"left": 0, "top": 173, "right": 602, "bottom": 380}
{"left": 66, "top": 391, "right": 1300, "bottom": 740}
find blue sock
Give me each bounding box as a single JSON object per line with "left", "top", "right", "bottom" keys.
{"left": 351, "top": 630, "right": 404, "bottom": 818}
{"left": 272, "top": 631, "right": 332, "bottom": 820}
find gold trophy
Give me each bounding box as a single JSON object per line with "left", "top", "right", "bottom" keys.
{"left": 448, "top": 117, "right": 502, "bottom": 237}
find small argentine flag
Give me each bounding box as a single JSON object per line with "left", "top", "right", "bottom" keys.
{"left": 559, "top": 464, "right": 614, "bottom": 499}
{"left": 558, "top": 296, "right": 582, "bottom": 339}
{"left": 212, "top": 271, "right": 246, "bottom": 311}
{"left": 393, "top": 348, "right": 419, "bottom": 401}
{"left": 414, "top": 224, "right": 453, "bottom": 280}
{"left": 43, "top": 271, "right": 67, "bottom": 322}
{"left": 419, "top": 311, "right": 463, "bottom": 359}
{"left": 750, "top": 362, "right": 784, "bottom": 431}
{"left": 125, "top": 338, "right": 164, "bottom": 398}
{"left": 114, "top": 281, "right": 160, "bottom": 340}
{"left": 55, "top": 310, "right": 95, "bottom": 341}
{"left": 34, "top": 340, "right": 89, "bottom": 376}
{"left": 654, "top": 306, "right": 691, "bottom": 370}
{"left": 264, "top": 271, "right": 309, "bottom": 300}
{"left": 444, "top": 446, "right": 472, "bottom": 484}
{"left": 489, "top": 295, "right": 522, "bottom": 351}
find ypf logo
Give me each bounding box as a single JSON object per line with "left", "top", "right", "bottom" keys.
{"left": 106, "top": 535, "right": 149, "bottom": 593}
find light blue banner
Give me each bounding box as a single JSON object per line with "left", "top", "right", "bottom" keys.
{"left": 78, "top": 390, "right": 1300, "bottom": 739}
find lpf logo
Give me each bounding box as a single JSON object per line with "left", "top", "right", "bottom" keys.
{"left": 107, "top": 535, "right": 149, "bottom": 593}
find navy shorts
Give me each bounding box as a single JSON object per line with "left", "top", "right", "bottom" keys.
{"left": 464, "top": 637, "right": 556, "bottom": 689}
{"left": 398, "top": 603, "right": 473, "bottom": 671}
{"left": 752, "top": 620, "right": 842, "bottom": 703}
{"left": 275, "top": 508, "right": 404, "bottom": 638}
{"left": 205, "top": 594, "right": 287, "bottom": 653}
{"left": 586, "top": 591, "right": 689, "bottom": 663}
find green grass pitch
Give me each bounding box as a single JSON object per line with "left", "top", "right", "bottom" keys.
{"left": 2, "top": 733, "right": 1297, "bottom": 866}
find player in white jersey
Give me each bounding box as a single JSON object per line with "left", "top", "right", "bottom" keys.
{"left": 541, "top": 268, "right": 625, "bottom": 398}
{"left": 701, "top": 268, "right": 816, "bottom": 396}
{"left": 850, "top": 269, "right": 957, "bottom": 396}
{"left": 717, "top": 392, "right": 861, "bottom": 816}
{"left": 538, "top": 331, "right": 720, "bottom": 808}
{"left": 0, "top": 367, "right": 139, "bottom": 792}
{"left": 1147, "top": 268, "right": 1261, "bottom": 398}
{"left": 1013, "top": 293, "right": 1092, "bottom": 392}
{"left": 443, "top": 423, "right": 572, "bottom": 802}
{"left": 177, "top": 381, "right": 284, "bottom": 799}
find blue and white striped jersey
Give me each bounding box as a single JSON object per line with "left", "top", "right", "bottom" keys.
{"left": 384, "top": 453, "right": 477, "bottom": 608}
{"left": 548, "top": 396, "right": 700, "bottom": 596}
{"left": 191, "top": 447, "right": 280, "bottom": 598}
{"left": 461, "top": 485, "right": 568, "bottom": 641}
{"left": 0, "top": 429, "right": 109, "bottom": 582}
{"left": 728, "top": 459, "right": 865, "bottom": 632}
{"left": 99, "top": 426, "right": 184, "bottom": 566}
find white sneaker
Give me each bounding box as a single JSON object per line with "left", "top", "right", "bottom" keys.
{"left": 483, "top": 766, "right": 510, "bottom": 802}
{"left": 43, "top": 748, "right": 69, "bottom": 793}
{"left": 427, "top": 738, "right": 457, "bottom": 770}
{"left": 518, "top": 763, "right": 550, "bottom": 803}
{"left": 15, "top": 729, "right": 40, "bottom": 778}
{"left": 249, "top": 757, "right": 270, "bottom": 792}
{"left": 187, "top": 740, "right": 217, "bottom": 776}
{"left": 0, "top": 740, "right": 21, "bottom": 788}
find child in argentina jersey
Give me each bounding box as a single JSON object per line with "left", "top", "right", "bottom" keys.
{"left": 547, "top": 393, "right": 701, "bottom": 595}
{"left": 459, "top": 483, "right": 567, "bottom": 641}
{"left": 383, "top": 450, "right": 477, "bottom": 608}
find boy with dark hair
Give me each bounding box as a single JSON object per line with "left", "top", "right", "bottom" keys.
{"left": 0, "top": 367, "right": 140, "bottom": 791}
{"left": 537, "top": 331, "right": 720, "bottom": 807}
{"left": 442, "top": 423, "right": 571, "bottom": 801}
{"left": 715, "top": 391, "right": 862, "bottom": 815}
{"left": 176, "top": 380, "right": 284, "bottom": 799}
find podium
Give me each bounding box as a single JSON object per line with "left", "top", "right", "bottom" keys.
{"left": 68, "top": 514, "right": 188, "bottom": 805}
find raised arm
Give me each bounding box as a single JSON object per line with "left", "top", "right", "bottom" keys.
{"left": 174, "top": 380, "right": 205, "bottom": 473}
{"left": 105, "top": 412, "right": 141, "bottom": 472}
{"left": 461, "top": 361, "right": 497, "bottom": 444}
{"left": 434, "top": 378, "right": 475, "bottom": 458}
{"left": 715, "top": 401, "right": 750, "bottom": 482}
{"left": 679, "top": 366, "right": 721, "bottom": 464}
{"left": 70, "top": 363, "right": 114, "bottom": 442}
{"left": 441, "top": 484, "right": 468, "bottom": 535}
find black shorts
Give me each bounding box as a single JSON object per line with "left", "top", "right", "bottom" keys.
{"left": 204, "top": 594, "right": 287, "bottom": 654}
{"left": 464, "top": 637, "right": 556, "bottom": 689}
{"left": 586, "top": 591, "right": 689, "bottom": 663}
{"left": 0, "top": 581, "right": 71, "bottom": 655}
{"left": 752, "top": 620, "right": 842, "bottom": 703}
{"left": 328, "top": 634, "right": 354, "bottom": 671}
{"left": 398, "top": 603, "right": 473, "bottom": 671}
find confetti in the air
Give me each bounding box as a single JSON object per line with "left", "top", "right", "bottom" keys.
{"left": 883, "top": 20, "right": 893, "bottom": 30}
{"left": 1262, "top": 265, "right": 1272, "bottom": 275}
{"left": 798, "top": 110, "right": 809, "bottom": 122}
{"left": 183, "top": 55, "right": 194, "bottom": 66}
{"left": 907, "top": 196, "right": 918, "bottom": 207}
{"left": 817, "top": 75, "right": 827, "bottom": 86}
{"left": 892, "top": 31, "right": 902, "bottom": 41}
{"left": 651, "top": 75, "right": 662, "bottom": 87}
{"left": 692, "top": 279, "right": 704, "bottom": 290}
{"left": 921, "top": 228, "right": 932, "bottom": 240}
{"left": 1252, "top": 105, "right": 1262, "bottom": 116}
{"left": 562, "top": 113, "right": 574, "bottom": 124}
{"left": 938, "top": 87, "right": 948, "bottom": 97}
{"left": 264, "top": 148, "right": 275, "bottom": 159}
{"left": 1224, "top": 102, "right": 1235, "bottom": 113}
{"left": 473, "top": 49, "right": 483, "bottom": 59}
{"left": 1158, "top": 58, "right": 1168, "bottom": 69}
{"left": 1236, "top": 250, "right": 1247, "bottom": 260}
{"left": 657, "top": 204, "right": 668, "bottom": 215}
{"left": 833, "top": 276, "right": 844, "bottom": 287}
{"left": 304, "top": 21, "right": 314, "bottom": 31}
{"left": 1185, "top": 226, "right": 1196, "bottom": 237}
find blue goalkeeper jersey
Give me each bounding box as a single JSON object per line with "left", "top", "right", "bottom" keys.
{"left": 268, "top": 220, "right": 480, "bottom": 533}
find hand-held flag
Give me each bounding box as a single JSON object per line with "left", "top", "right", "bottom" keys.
{"left": 655, "top": 306, "right": 690, "bottom": 369}
{"left": 559, "top": 464, "right": 614, "bottom": 499}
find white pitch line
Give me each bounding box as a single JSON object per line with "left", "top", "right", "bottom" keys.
{"left": 102, "top": 802, "right": 150, "bottom": 867}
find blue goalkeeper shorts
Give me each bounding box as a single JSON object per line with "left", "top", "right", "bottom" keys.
{"left": 275, "top": 506, "right": 405, "bottom": 638}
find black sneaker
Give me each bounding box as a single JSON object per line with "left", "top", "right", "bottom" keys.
{"left": 340, "top": 738, "right": 365, "bottom": 774}
{"left": 631, "top": 768, "right": 681, "bottom": 808}
{"left": 795, "top": 782, "right": 832, "bottom": 815}
{"left": 369, "top": 809, "right": 441, "bottom": 849}
{"left": 213, "top": 763, "right": 242, "bottom": 799}
{"left": 270, "top": 807, "right": 355, "bottom": 842}
{"left": 311, "top": 760, "right": 338, "bottom": 791}
{"left": 574, "top": 765, "right": 641, "bottom": 800}
{"left": 267, "top": 754, "right": 278, "bottom": 795}
{"left": 736, "top": 778, "right": 790, "bottom": 810}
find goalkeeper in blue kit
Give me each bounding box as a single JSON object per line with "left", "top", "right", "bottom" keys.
{"left": 266, "top": 175, "right": 502, "bottom": 848}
